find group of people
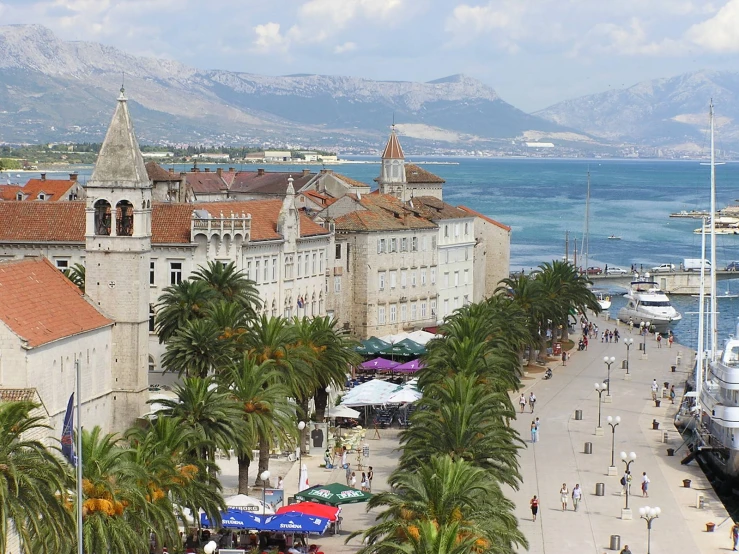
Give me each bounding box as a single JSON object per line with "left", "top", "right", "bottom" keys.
{"left": 619, "top": 471, "right": 650, "bottom": 497}
{"left": 519, "top": 392, "right": 537, "bottom": 413}
{"left": 600, "top": 328, "right": 620, "bottom": 343}
{"left": 529, "top": 418, "right": 541, "bottom": 443}
{"left": 344, "top": 464, "right": 373, "bottom": 492}
{"left": 530, "top": 484, "right": 583, "bottom": 518}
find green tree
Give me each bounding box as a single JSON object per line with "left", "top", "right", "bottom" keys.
{"left": 191, "top": 261, "right": 261, "bottom": 319}
{"left": 63, "top": 263, "right": 86, "bottom": 292}
{"left": 0, "top": 401, "right": 74, "bottom": 554}
{"left": 155, "top": 280, "right": 216, "bottom": 343}
{"left": 160, "top": 318, "right": 234, "bottom": 378}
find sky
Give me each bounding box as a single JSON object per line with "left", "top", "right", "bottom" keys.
{"left": 1, "top": 0, "right": 739, "bottom": 111}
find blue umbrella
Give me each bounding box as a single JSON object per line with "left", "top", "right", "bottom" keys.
{"left": 262, "top": 511, "right": 331, "bottom": 534}
{"left": 200, "top": 509, "right": 268, "bottom": 529}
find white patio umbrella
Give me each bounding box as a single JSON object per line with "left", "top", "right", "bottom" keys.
{"left": 329, "top": 405, "right": 361, "bottom": 419}
{"left": 224, "top": 494, "right": 275, "bottom": 514}
{"left": 406, "top": 330, "right": 438, "bottom": 345}
{"left": 386, "top": 387, "right": 422, "bottom": 404}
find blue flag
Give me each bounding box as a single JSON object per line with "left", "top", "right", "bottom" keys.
{"left": 61, "top": 393, "right": 76, "bottom": 466}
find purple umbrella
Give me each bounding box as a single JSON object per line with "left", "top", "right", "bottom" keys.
{"left": 395, "top": 358, "right": 425, "bottom": 373}
{"left": 359, "top": 357, "right": 400, "bottom": 371}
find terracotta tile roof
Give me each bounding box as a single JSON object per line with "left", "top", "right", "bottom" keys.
{"left": 0, "top": 202, "right": 86, "bottom": 242}
{"left": 302, "top": 190, "right": 337, "bottom": 207}
{"left": 381, "top": 129, "right": 404, "bottom": 159}
{"left": 0, "top": 178, "right": 79, "bottom": 201}
{"left": 407, "top": 196, "right": 470, "bottom": 220}
{"left": 405, "top": 164, "right": 445, "bottom": 184}
{"left": 331, "top": 173, "right": 370, "bottom": 188}
{"left": 457, "top": 205, "right": 511, "bottom": 231}
{"left": 0, "top": 258, "right": 112, "bottom": 348}
{"left": 186, "top": 172, "right": 228, "bottom": 194}
{"left": 0, "top": 199, "right": 329, "bottom": 244}
{"left": 145, "top": 161, "right": 181, "bottom": 182}
{"left": 230, "top": 171, "right": 315, "bottom": 195}
{"left": 0, "top": 389, "right": 37, "bottom": 403}
{"left": 0, "top": 185, "right": 23, "bottom": 201}
{"left": 334, "top": 193, "right": 437, "bottom": 232}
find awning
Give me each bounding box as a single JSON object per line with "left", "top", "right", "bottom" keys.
{"left": 276, "top": 502, "right": 340, "bottom": 522}
{"left": 262, "top": 512, "right": 331, "bottom": 534}
{"left": 201, "top": 509, "right": 268, "bottom": 529}
{"left": 358, "top": 357, "right": 400, "bottom": 371}
{"left": 394, "top": 358, "right": 425, "bottom": 373}
{"left": 294, "top": 483, "right": 372, "bottom": 506}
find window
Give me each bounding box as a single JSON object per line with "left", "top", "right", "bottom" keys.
{"left": 431, "top": 299, "right": 437, "bottom": 317}
{"left": 377, "top": 239, "right": 386, "bottom": 254}
{"left": 411, "top": 237, "right": 418, "bottom": 251}
{"left": 55, "top": 259, "right": 69, "bottom": 270}
{"left": 411, "top": 271, "right": 417, "bottom": 287}
{"left": 378, "top": 306, "right": 386, "bottom": 325}
{"left": 312, "top": 253, "right": 317, "bottom": 275}
{"left": 401, "top": 238, "right": 408, "bottom": 251}
{"left": 444, "top": 225, "right": 449, "bottom": 238}
{"left": 336, "top": 243, "right": 342, "bottom": 259}
{"left": 297, "top": 255, "right": 302, "bottom": 277}
{"left": 431, "top": 268, "right": 436, "bottom": 285}
{"left": 431, "top": 236, "right": 437, "bottom": 249}
{"left": 247, "top": 260, "right": 252, "bottom": 281}
{"left": 454, "top": 271, "right": 460, "bottom": 286}
{"left": 263, "top": 258, "right": 269, "bottom": 282}
{"left": 444, "top": 299, "right": 449, "bottom": 316}
{"left": 401, "top": 271, "right": 407, "bottom": 288}
{"left": 149, "top": 260, "right": 155, "bottom": 285}
{"left": 464, "top": 222, "right": 469, "bottom": 235}
{"left": 464, "top": 269, "right": 469, "bottom": 284}
{"left": 169, "top": 262, "right": 182, "bottom": 284}
{"left": 411, "top": 303, "right": 417, "bottom": 321}
{"left": 390, "top": 238, "right": 397, "bottom": 252}
{"left": 390, "top": 271, "right": 397, "bottom": 289}
{"left": 421, "top": 302, "right": 427, "bottom": 319}
{"left": 148, "top": 355, "right": 155, "bottom": 373}
{"left": 304, "top": 255, "right": 310, "bottom": 276}
{"left": 272, "top": 258, "right": 277, "bottom": 281}
{"left": 284, "top": 256, "right": 294, "bottom": 279}
{"left": 255, "top": 260, "right": 261, "bottom": 284}
{"left": 149, "top": 305, "right": 155, "bottom": 333}
{"left": 444, "top": 272, "right": 449, "bottom": 287}
{"left": 445, "top": 250, "right": 449, "bottom": 264}
{"left": 423, "top": 236, "right": 428, "bottom": 251}
{"left": 463, "top": 295, "right": 469, "bottom": 305}
{"left": 421, "top": 269, "right": 426, "bottom": 285}
{"left": 454, "top": 297, "right": 460, "bottom": 309}
{"left": 401, "top": 304, "right": 407, "bottom": 322}
{"left": 346, "top": 244, "right": 351, "bottom": 271}
{"left": 455, "top": 224, "right": 460, "bottom": 237}
{"left": 379, "top": 272, "right": 386, "bottom": 291}
{"left": 334, "top": 277, "right": 341, "bottom": 293}
{"left": 465, "top": 247, "right": 470, "bottom": 261}
{"left": 319, "top": 252, "right": 324, "bottom": 273}
{"left": 390, "top": 304, "right": 397, "bottom": 323}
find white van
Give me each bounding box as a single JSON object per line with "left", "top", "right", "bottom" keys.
{"left": 684, "top": 258, "right": 711, "bottom": 271}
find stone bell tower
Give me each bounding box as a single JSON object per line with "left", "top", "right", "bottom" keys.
{"left": 378, "top": 125, "right": 407, "bottom": 200}
{"left": 84, "top": 87, "right": 152, "bottom": 432}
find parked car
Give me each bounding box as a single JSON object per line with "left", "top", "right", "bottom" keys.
{"left": 651, "top": 263, "right": 675, "bottom": 272}
{"left": 586, "top": 266, "right": 603, "bottom": 275}
{"left": 727, "top": 261, "right": 739, "bottom": 271}
{"left": 605, "top": 266, "right": 629, "bottom": 275}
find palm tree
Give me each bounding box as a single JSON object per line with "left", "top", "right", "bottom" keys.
{"left": 352, "top": 455, "right": 526, "bottom": 554}
{"left": 160, "top": 318, "right": 235, "bottom": 378}
{"left": 191, "top": 260, "right": 261, "bottom": 319}
{"left": 63, "top": 263, "right": 86, "bottom": 292}
{"left": 0, "top": 401, "right": 74, "bottom": 554}
{"left": 400, "top": 374, "right": 523, "bottom": 489}
{"left": 155, "top": 376, "right": 247, "bottom": 468}
{"left": 154, "top": 279, "right": 217, "bottom": 343}
{"left": 218, "top": 356, "right": 296, "bottom": 493}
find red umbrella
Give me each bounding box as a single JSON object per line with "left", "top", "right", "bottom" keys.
{"left": 275, "top": 501, "right": 340, "bottom": 521}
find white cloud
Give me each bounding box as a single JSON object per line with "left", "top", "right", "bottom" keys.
{"left": 686, "top": 0, "right": 739, "bottom": 52}
{"left": 300, "top": 0, "right": 403, "bottom": 28}
{"left": 334, "top": 41, "right": 357, "bottom": 54}
{"left": 253, "top": 22, "right": 289, "bottom": 52}
{"left": 445, "top": 1, "right": 528, "bottom": 48}
{"left": 572, "top": 18, "right": 684, "bottom": 57}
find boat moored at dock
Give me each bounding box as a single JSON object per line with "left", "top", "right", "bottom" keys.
{"left": 617, "top": 278, "right": 682, "bottom": 332}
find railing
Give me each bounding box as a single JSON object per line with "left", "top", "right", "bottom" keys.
{"left": 191, "top": 214, "right": 251, "bottom": 233}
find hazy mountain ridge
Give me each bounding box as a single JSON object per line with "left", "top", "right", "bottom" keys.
{"left": 0, "top": 24, "right": 573, "bottom": 147}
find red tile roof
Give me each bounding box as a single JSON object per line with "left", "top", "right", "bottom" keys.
{"left": 0, "top": 258, "right": 112, "bottom": 348}
{"left": 408, "top": 196, "right": 470, "bottom": 220}
{"left": 405, "top": 164, "right": 445, "bottom": 184}
{"left": 334, "top": 193, "right": 437, "bottom": 232}
{"left": 186, "top": 172, "right": 228, "bottom": 194}
{"left": 0, "top": 178, "right": 78, "bottom": 201}
{"left": 230, "top": 171, "right": 315, "bottom": 195}
{"left": 330, "top": 173, "right": 370, "bottom": 188}
{"left": 302, "top": 190, "right": 337, "bottom": 207}
{"left": 457, "top": 206, "right": 511, "bottom": 231}
{"left": 382, "top": 129, "right": 404, "bottom": 159}
{"left": 145, "top": 161, "right": 181, "bottom": 182}
{"left": 0, "top": 389, "right": 38, "bottom": 402}
{"left": 0, "top": 185, "right": 23, "bottom": 201}
{"left": 0, "top": 200, "right": 330, "bottom": 244}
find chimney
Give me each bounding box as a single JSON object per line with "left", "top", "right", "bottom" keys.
{"left": 169, "top": 168, "right": 175, "bottom": 174}
{"left": 204, "top": 167, "right": 210, "bottom": 172}
{"left": 258, "top": 168, "right": 265, "bottom": 176}
{"left": 69, "top": 173, "right": 78, "bottom": 182}
{"left": 216, "top": 167, "right": 223, "bottom": 177}
{"left": 302, "top": 168, "right": 310, "bottom": 177}
{"left": 40, "top": 173, "right": 46, "bottom": 181}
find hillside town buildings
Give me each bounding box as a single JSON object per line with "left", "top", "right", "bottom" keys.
{"left": 0, "top": 92, "right": 510, "bottom": 437}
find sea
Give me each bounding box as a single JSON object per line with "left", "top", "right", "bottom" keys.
{"left": 8, "top": 156, "right": 739, "bottom": 351}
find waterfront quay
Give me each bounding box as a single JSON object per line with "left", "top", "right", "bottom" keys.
{"left": 511, "top": 311, "right": 729, "bottom": 553}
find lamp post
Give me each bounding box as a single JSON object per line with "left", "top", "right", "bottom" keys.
{"left": 325, "top": 386, "right": 331, "bottom": 422}
{"left": 594, "top": 383, "right": 607, "bottom": 435}
{"left": 297, "top": 420, "right": 306, "bottom": 491}
{"left": 607, "top": 416, "right": 621, "bottom": 475}
{"left": 620, "top": 451, "right": 637, "bottom": 519}
{"left": 642, "top": 321, "right": 651, "bottom": 359}
{"left": 603, "top": 356, "right": 615, "bottom": 401}
{"left": 639, "top": 506, "right": 661, "bottom": 554}
{"left": 260, "top": 470, "right": 270, "bottom": 515}
{"left": 624, "top": 338, "right": 634, "bottom": 379}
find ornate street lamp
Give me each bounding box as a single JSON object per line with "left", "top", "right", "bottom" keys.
{"left": 594, "top": 383, "right": 607, "bottom": 435}
{"left": 607, "top": 415, "right": 621, "bottom": 475}
{"left": 297, "top": 420, "right": 306, "bottom": 491}
{"left": 639, "top": 506, "right": 661, "bottom": 554}
{"left": 642, "top": 320, "right": 651, "bottom": 357}
{"left": 603, "top": 356, "right": 615, "bottom": 400}
{"left": 260, "top": 470, "right": 271, "bottom": 515}
{"left": 624, "top": 338, "right": 634, "bottom": 378}
{"left": 620, "top": 451, "right": 637, "bottom": 519}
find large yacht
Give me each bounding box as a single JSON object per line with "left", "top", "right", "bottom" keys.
{"left": 616, "top": 278, "right": 682, "bottom": 332}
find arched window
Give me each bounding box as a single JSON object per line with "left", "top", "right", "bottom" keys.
{"left": 148, "top": 355, "right": 156, "bottom": 373}
{"left": 94, "top": 199, "right": 112, "bottom": 236}
{"left": 311, "top": 293, "right": 316, "bottom": 317}
{"left": 271, "top": 299, "right": 277, "bottom": 318}
{"left": 116, "top": 200, "right": 134, "bottom": 236}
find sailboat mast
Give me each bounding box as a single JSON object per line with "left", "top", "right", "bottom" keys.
{"left": 696, "top": 216, "right": 707, "bottom": 403}
{"left": 565, "top": 230, "right": 569, "bottom": 263}
{"left": 710, "top": 100, "right": 718, "bottom": 358}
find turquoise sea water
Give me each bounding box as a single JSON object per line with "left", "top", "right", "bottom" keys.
{"left": 10, "top": 157, "right": 739, "bottom": 349}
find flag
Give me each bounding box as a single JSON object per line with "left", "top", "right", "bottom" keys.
{"left": 61, "top": 393, "right": 76, "bottom": 466}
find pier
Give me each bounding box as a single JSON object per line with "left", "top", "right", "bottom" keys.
{"left": 511, "top": 310, "right": 729, "bottom": 553}
{"left": 592, "top": 270, "right": 739, "bottom": 295}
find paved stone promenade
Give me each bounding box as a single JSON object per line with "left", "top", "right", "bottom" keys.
{"left": 512, "top": 312, "right": 731, "bottom": 553}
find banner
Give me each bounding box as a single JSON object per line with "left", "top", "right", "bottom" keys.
{"left": 264, "top": 489, "right": 284, "bottom": 512}
{"left": 61, "top": 393, "right": 76, "bottom": 466}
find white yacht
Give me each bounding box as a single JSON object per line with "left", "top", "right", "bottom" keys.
{"left": 616, "top": 278, "right": 682, "bottom": 332}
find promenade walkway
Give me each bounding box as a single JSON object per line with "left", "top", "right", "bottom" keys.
{"left": 512, "top": 311, "right": 730, "bottom": 553}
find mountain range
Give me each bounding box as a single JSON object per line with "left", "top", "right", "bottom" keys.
{"left": 0, "top": 24, "right": 737, "bottom": 152}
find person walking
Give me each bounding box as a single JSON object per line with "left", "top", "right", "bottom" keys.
{"left": 345, "top": 464, "right": 352, "bottom": 486}
{"left": 657, "top": 334, "right": 662, "bottom": 348}
{"left": 530, "top": 420, "right": 538, "bottom": 443}
{"left": 641, "top": 472, "right": 650, "bottom": 497}
{"left": 530, "top": 495, "right": 539, "bottom": 522}
{"left": 535, "top": 417, "right": 541, "bottom": 440}
{"left": 350, "top": 472, "right": 357, "bottom": 489}
{"left": 519, "top": 394, "right": 527, "bottom": 413}
{"left": 562, "top": 350, "right": 567, "bottom": 366}
{"left": 529, "top": 392, "right": 537, "bottom": 413}
{"left": 668, "top": 331, "right": 674, "bottom": 348}
{"left": 670, "top": 385, "right": 676, "bottom": 404}
{"left": 367, "top": 466, "right": 374, "bottom": 492}
{"left": 559, "top": 483, "right": 569, "bottom": 511}
{"left": 620, "top": 546, "right": 632, "bottom": 554}
{"left": 731, "top": 520, "right": 739, "bottom": 551}
{"left": 572, "top": 484, "right": 582, "bottom": 511}
{"left": 651, "top": 379, "right": 659, "bottom": 401}
{"left": 360, "top": 472, "right": 368, "bottom": 491}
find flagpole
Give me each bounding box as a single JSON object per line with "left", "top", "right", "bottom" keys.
{"left": 75, "top": 358, "right": 83, "bottom": 554}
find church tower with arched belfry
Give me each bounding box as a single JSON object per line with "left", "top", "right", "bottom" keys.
{"left": 377, "top": 125, "right": 407, "bottom": 199}
{"left": 84, "top": 87, "right": 152, "bottom": 431}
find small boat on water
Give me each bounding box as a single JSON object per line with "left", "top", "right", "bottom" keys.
{"left": 616, "top": 278, "right": 682, "bottom": 332}
{"left": 595, "top": 292, "right": 611, "bottom": 310}
{"left": 607, "top": 235, "right": 622, "bottom": 240}
{"left": 693, "top": 216, "right": 739, "bottom": 235}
